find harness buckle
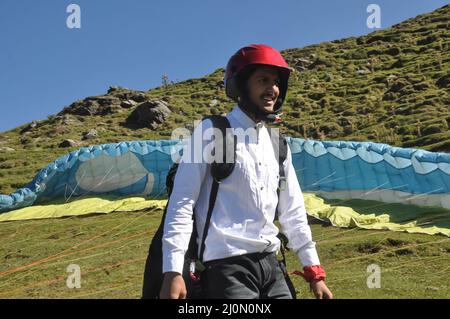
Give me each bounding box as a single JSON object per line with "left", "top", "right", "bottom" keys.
{"left": 278, "top": 176, "right": 287, "bottom": 191}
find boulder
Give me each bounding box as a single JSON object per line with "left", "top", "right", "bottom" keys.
{"left": 59, "top": 139, "right": 80, "bottom": 148}
{"left": 61, "top": 100, "right": 99, "bottom": 116}
{"left": 82, "top": 129, "right": 98, "bottom": 140}
{"left": 126, "top": 100, "right": 171, "bottom": 129}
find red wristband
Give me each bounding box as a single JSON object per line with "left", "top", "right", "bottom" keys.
{"left": 292, "top": 265, "right": 326, "bottom": 282}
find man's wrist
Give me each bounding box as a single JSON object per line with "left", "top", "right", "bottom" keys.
{"left": 163, "top": 271, "right": 182, "bottom": 279}
{"left": 293, "top": 265, "right": 326, "bottom": 283}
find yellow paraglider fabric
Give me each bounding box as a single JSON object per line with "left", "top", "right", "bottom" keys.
{"left": 0, "top": 194, "right": 448, "bottom": 237}
{"left": 303, "top": 194, "right": 450, "bottom": 237}
{"left": 0, "top": 196, "right": 166, "bottom": 222}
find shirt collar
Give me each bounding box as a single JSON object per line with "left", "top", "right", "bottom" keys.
{"left": 229, "top": 106, "right": 264, "bottom": 130}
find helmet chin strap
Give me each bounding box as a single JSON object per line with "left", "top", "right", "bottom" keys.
{"left": 238, "top": 95, "right": 282, "bottom": 123}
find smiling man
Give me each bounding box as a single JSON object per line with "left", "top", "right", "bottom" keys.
{"left": 160, "top": 44, "right": 333, "bottom": 299}
{"left": 246, "top": 65, "right": 280, "bottom": 114}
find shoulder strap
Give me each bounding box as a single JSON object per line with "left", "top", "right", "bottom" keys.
{"left": 267, "top": 127, "right": 287, "bottom": 165}
{"left": 268, "top": 127, "right": 288, "bottom": 221}
{"left": 198, "top": 115, "right": 235, "bottom": 262}
{"left": 198, "top": 179, "right": 219, "bottom": 261}
{"left": 203, "top": 115, "right": 236, "bottom": 181}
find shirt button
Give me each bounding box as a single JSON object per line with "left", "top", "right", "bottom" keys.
{"left": 260, "top": 186, "right": 264, "bottom": 190}
{"left": 259, "top": 162, "right": 261, "bottom": 166}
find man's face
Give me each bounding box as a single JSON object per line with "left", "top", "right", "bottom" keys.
{"left": 246, "top": 65, "right": 280, "bottom": 114}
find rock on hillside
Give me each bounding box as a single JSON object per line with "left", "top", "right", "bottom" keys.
{"left": 58, "top": 86, "right": 150, "bottom": 117}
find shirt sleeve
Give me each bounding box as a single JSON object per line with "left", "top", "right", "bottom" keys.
{"left": 162, "top": 120, "right": 212, "bottom": 274}
{"left": 277, "top": 145, "right": 321, "bottom": 267}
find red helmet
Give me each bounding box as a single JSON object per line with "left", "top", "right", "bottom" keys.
{"left": 225, "top": 44, "right": 291, "bottom": 112}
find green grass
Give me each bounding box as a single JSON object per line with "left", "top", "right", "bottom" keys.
{"left": 0, "top": 208, "right": 448, "bottom": 299}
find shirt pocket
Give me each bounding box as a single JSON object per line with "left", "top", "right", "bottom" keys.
{"left": 239, "top": 155, "right": 259, "bottom": 194}
{"left": 229, "top": 145, "right": 258, "bottom": 197}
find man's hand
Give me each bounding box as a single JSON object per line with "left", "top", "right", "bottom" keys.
{"left": 159, "top": 272, "right": 187, "bottom": 299}
{"left": 310, "top": 280, "right": 333, "bottom": 299}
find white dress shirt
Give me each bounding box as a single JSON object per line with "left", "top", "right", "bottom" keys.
{"left": 162, "top": 106, "right": 320, "bottom": 274}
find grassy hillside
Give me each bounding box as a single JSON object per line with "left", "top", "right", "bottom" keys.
{"left": 0, "top": 206, "right": 448, "bottom": 299}
{"left": 0, "top": 5, "right": 449, "bottom": 195}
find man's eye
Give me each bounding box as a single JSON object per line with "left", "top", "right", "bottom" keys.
{"left": 258, "top": 77, "right": 279, "bottom": 85}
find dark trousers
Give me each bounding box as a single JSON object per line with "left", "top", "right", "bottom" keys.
{"left": 202, "top": 252, "right": 293, "bottom": 299}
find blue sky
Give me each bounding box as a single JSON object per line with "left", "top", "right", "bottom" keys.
{"left": 0, "top": 0, "right": 448, "bottom": 132}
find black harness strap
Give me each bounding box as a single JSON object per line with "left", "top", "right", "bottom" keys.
{"left": 198, "top": 115, "right": 235, "bottom": 262}
{"left": 199, "top": 179, "right": 219, "bottom": 262}
{"left": 268, "top": 127, "right": 288, "bottom": 221}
